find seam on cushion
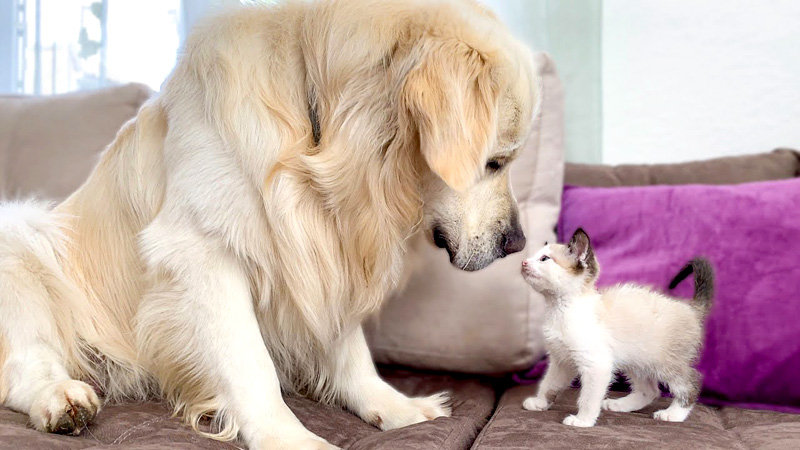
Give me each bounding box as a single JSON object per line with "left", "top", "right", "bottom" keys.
{"left": 441, "top": 386, "right": 496, "bottom": 450}
{"left": 439, "top": 422, "right": 460, "bottom": 450}
{"left": 727, "top": 427, "right": 751, "bottom": 450}
{"left": 701, "top": 408, "right": 748, "bottom": 450}
{"left": 439, "top": 392, "right": 471, "bottom": 449}
{"left": 469, "top": 404, "right": 505, "bottom": 450}
{"left": 440, "top": 414, "right": 482, "bottom": 450}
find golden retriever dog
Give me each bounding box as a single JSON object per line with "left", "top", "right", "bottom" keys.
{"left": 0, "top": 0, "right": 539, "bottom": 448}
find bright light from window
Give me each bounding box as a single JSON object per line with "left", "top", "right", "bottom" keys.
{"left": 106, "top": 0, "right": 180, "bottom": 91}
{"left": 16, "top": 0, "right": 180, "bottom": 95}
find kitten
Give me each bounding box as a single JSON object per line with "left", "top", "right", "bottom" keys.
{"left": 520, "top": 228, "right": 714, "bottom": 427}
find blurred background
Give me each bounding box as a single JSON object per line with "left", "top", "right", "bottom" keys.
{"left": 1, "top": 0, "right": 798, "bottom": 164}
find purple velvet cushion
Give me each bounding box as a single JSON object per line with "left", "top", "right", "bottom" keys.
{"left": 555, "top": 178, "right": 800, "bottom": 411}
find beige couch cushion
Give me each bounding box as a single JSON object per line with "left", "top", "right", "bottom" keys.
{"left": 365, "top": 53, "right": 564, "bottom": 374}
{"left": 0, "top": 83, "right": 152, "bottom": 200}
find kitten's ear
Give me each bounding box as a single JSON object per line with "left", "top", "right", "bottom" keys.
{"left": 568, "top": 228, "right": 592, "bottom": 262}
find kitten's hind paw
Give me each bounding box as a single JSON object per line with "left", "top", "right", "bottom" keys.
{"left": 522, "top": 396, "right": 550, "bottom": 411}
{"left": 562, "top": 414, "right": 596, "bottom": 427}
{"left": 602, "top": 397, "right": 638, "bottom": 412}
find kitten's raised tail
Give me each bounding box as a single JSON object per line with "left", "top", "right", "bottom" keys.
{"left": 669, "top": 258, "right": 715, "bottom": 316}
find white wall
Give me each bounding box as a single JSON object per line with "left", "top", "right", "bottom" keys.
{"left": 483, "top": 0, "right": 603, "bottom": 163}
{"left": 602, "top": 0, "right": 800, "bottom": 164}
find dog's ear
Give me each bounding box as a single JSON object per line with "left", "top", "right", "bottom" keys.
{"left": 403, "top": 39, "right": 499, "bottom": 191}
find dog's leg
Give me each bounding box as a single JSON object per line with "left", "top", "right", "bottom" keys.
{"left": 522, "top": 359, "right": 576, "bottom": 411}
{"left": 0, "top": 264, "right": 100, "bottom": 435}
{"left": 137, "top": 221, "right": 339, "bottom": 450}
{"left": 325, "top": 326, "right": 450, "bottom": 430}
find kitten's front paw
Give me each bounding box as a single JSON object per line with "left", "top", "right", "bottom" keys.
{"left": 562, "top": 414, "right": 596, "bottom": 427}
{"left": 653, "top": 407, "right": 691, "bottom": 422}
{"left": 522, "top": 396, "right": 550, "bottom": 411}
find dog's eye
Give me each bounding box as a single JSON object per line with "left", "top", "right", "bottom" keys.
{"left": 540, "top": 255, "right": 550, "bottom": 262}
{"left": 486, "top": 159, "right": 504, "bottom": 172}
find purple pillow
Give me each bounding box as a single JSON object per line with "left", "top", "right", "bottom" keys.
{"left": 550, "top": 177, "right": 800, "bottom": 412}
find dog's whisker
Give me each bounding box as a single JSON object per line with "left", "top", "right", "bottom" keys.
{"left": 462, "top": 248, "right": 476, "bottom": 270}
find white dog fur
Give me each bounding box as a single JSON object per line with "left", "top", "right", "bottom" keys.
{"left": 0, "top": 1, "right": 539, "bottom": 448}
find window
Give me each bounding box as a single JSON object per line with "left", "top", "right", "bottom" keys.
{"left": 2, "top": 0, "right": 182, "bottom": 94}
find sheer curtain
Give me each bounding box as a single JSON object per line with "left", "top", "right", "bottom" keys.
{"left": 0, "top": 0, "right": 182, "bottom": 94}
{"left": 481, "top": 0, "right": 602, "bottom": 163}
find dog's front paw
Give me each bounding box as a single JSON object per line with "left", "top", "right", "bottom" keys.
{"left": 259, "top": 435, "right": 341, "bottom": 450}
{"left": 285, "top": 438, "right": 341, "bottom": 450}
{"left": 562, "top": 414, "right": 596, "bottom": 428}
{"left": 522, "top": 396, "right": 550, "bottom": 411}
{"left": 409, "top": 392, "right": 452, "bottom": 421}
{"left": 255, "top": 423, "right": 341, "bottom": 450}
{"left": 364, "top": 392, "right": 451, "bottom": 431}
{"left": 29, "top": 380, "right": 101, "bottom": 435}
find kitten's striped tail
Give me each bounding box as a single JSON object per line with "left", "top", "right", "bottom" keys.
{"left": 669, "top": 258, "right": 715, "bottom": 316}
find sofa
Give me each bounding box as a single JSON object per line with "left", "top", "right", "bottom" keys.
{"left": 2, "top": 72, "right": 799, "bottom": 449}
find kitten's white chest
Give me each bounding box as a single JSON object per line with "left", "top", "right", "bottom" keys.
{"left": 543, "top": 323, "right": 573, "bottom": 363}
{"left": 543, "top": 296, "right": 606, "bottom": 364}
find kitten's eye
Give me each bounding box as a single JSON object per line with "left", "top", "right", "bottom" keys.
{"left": 486, "top": 159, "right": 504, "bottom": 172}
{"left": 540, "top": 255, "right": 550, "bottom": 262}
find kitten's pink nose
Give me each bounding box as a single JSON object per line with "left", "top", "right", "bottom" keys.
{"left": 521, "top": 260, "right": 528, "bottom": 267}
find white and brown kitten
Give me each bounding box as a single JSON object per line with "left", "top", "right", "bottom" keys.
{"left": 520, "top": 228, "right": 714, "bottom": 427}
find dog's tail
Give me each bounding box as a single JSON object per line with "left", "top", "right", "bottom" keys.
{"left": 669, "top": 257, "right": 715, "bottom": 317}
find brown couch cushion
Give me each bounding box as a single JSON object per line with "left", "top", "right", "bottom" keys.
{"left": 471, "top": 384, "right": 800, "bottom": 450}
{"left": 0, "top": 368, "right": 497, "bottom": 450}
{"left": 365, "top": 52, "right": 565, "bottom": 375}
{"left": 565, "top": 148, "right": 800, "bottom": 187}
{"left": 0, "top": 83, "right": 152, "bottom": 201}
{"left": 299, "top": 368, "right": 498, "bottom": 450}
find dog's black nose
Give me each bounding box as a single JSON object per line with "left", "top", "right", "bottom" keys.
{"left": 503, "top": 227, "right": 526, "bottom": 255}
